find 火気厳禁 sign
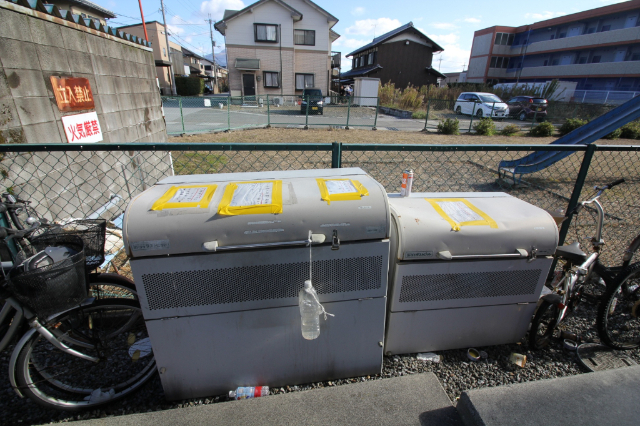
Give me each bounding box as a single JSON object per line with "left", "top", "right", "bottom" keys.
{"left": 61, "top": 111, "right": 103, "bottom": 143}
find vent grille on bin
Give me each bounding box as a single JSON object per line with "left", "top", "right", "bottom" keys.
{"left": 142, "top": 256, "right": 383, "bottom": 310}
{"left": 399, "top": 269, "right": 541, "bottom": 303}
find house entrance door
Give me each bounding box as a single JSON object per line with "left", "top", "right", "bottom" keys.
{"left": 242, "top": 74, "right": 256, "bottom": 96}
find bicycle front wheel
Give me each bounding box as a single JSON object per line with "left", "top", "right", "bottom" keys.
{"left": 597, "top": 262, "right": 640, "bottom": 349}
{"left": 529, "top": 298, "right": 560, "bottom": 350}
{"left": 14, "top": 299, "right": 156, "bottom": 411}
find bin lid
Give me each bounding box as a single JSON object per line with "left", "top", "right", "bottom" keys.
{"left": 123, "top": 168, "right": 389, "bottom": 257}
{"left": 389, "top": 192, "right": 558, "bottom": 261}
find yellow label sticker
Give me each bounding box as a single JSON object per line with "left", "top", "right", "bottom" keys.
{"left": 316, "top": 179, "right": 369, "bottom": 205}
{"left": 150, "top": 185, "right": 217, "bottom": 211}
{"left": 426, "top": 198, "right": 498, "bottom": 232}
{"left": 218, "top": 181, "right": 283, "bottom": 215}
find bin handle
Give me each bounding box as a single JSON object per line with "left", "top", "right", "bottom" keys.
{"left": 202, "top": 234, "right": 326, "bottom": 252}
{"left": 437, "top": 249, "right": 528, "bottom": 260}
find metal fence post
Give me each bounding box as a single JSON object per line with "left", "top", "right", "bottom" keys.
{"left": 373, "top": 97, "right": 379, "bottom": 130}
{"left": 304, "top": 95, "right": 309, "bottom": 130}
{"left": 179, "top": 97, "right": 185, "bottom": 134}
{"left": 558, "top": 144, "right": 597, "bottom": 246}
{"left": 423, "top": 99, "right": 431, "bottom": 131}
{"left": 531, "top": 110, "right": 538, "bottom": 131}
{"left": 227, "top": 96, "right": 231, "bottom": 130}
{"left": 331, "top": 142, "right": 342, "bottom": 168}
{"left": 345, "top": 97, "right": 351, "bottom": 130}
{"left": 266, "top": 94, "right": 271, "bottom": 128}
{"left": 469, "top": 101, "right": 476, "bottom": 133}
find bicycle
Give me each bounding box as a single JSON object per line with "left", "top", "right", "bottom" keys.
{"left": 1, "top": 194, "right": 138, "bottom": 351}
{"left": 529, "top": 179, "right": 638, "bottom": 350}
{"left": 0, "top": 222, "right": 156, "bottom": 411}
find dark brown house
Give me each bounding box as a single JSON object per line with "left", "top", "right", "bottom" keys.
{"left": 341, "top": 22, "right": 445, "bottom": 89}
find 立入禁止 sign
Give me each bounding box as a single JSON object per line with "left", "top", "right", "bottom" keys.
{"left": 50, "top": 76, "right": 95, "bottom": 112}
{"left": 61, "top": 111, "right": 103, "bottom": 143}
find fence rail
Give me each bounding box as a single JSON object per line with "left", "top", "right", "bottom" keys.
{"left": 0, "top": 143, "right": 638, "bottom": 268}
{"left": 162, "top": 95, "right": 637, "bottom": 135}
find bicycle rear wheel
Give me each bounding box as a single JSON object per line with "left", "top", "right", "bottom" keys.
{"left": 597, "top": 262, "right": 640, "bottom": 350}
{"left": 88, "top": 273, "right": 137, "bottom": 300}
{"left": 529, "top": 298, "right": 560, "bottom": 350}
{"left": 14, "top": 299, "right": 155, "bottom": 411}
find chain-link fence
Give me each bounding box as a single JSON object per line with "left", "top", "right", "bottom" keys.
{"left": 163, "top": 95, "right": 638, "bottom": 136}
{"left": 2, "top": 143, "right": 637, "bottom": 268}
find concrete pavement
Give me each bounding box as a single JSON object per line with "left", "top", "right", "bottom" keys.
{"left": 71, "top": 373, "right": 463, "bottom": 426}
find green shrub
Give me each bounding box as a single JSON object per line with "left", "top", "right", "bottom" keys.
{"left": 602, "top": 128, "right": 622, "bottom": 140}
{"left": 559, "top": 118, "right": 587, "bottom": 136}
{"left": 473, "top": 118, "right": 496, "bottom": 136}
{"left": 175, "top": 76, "right": 204, "bottom": 96}
{"left": 620, "top": 121, "right": 640, "bottom": 139}
{"left": 437, "top": 118, "right": 460, "bottom": 135}
{"left": 412, "top": 111, "right": 427, "bottom": 119}
{"left": 530, "top": 121, "right": 555, "bottom": 137}
{"left": 500, "top": 124, "right": 520, "bottom": 136}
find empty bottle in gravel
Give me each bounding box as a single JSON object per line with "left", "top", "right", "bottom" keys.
{"left": 229, "top": 386, "right": 269, "bottom": 400}
{"left": 299, "top": 280, "right": 322, "bottom": 340}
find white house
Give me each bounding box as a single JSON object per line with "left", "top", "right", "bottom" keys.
{"left": 214, "top": 0, "right": 339, "bottom": 97}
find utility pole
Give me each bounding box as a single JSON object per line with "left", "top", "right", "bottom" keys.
{"left": 438, "top": 57, "right": 442, "bottom": 71}
{"left": 207, "top": 14, "right": 218, "bottom": 93}
{"left": 160, "top": 0, "right": 177, "bottom": 95}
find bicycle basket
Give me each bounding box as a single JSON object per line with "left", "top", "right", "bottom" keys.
{"left": 8, "top": 234, "right": 87, "bottom": 318}
{"left": 33, "top": 219, "right": 107, "bottom": 271}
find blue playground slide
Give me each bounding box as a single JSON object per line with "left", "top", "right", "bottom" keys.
{"left": 499, "top": 95, "right": 640, "bottom": 183}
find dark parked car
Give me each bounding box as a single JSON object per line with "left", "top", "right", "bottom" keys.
{"left": 300, "top": 88, "right": 324, "bottom": 115}
{"left": 506, "top": 96, "right": 548, "bottom": 121}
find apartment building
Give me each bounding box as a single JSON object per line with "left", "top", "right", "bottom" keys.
{"left": 214, "top": 0, "right": 339, "bottom": 96}
{"left": 466, "top": 0, "right": 640, "bottom": 91}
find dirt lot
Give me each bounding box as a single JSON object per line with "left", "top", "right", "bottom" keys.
{"left": 170, "top": 127, "right": 637, "bottom": 146}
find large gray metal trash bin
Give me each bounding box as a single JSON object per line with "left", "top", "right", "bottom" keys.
{"left": 384, "top": 192, "right": 558, "bottom": 355}
{"left": 123, "top": 168, "right": 390, "bottom": 400}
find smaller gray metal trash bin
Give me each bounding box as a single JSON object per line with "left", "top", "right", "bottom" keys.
{"left": 123, "top": 168, "right": 391, "bottom": 400}
{"left": 384, "top": 192, "right": 558, "bottom": 355}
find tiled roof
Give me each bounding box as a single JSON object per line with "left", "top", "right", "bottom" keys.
{"left": 3, "top": 0, "right": 151, "bottom": 47}
{"left": 340, "top": 64, "right": 383, "bottom": 80}
{"left": 64, "top": 0, "right": 116, "bottom": 18}
{"left": 346, "top": 22, "right": 444, "bottom": 57}
{"left": 426, "top": 67, "right": 447, "bottom": 79}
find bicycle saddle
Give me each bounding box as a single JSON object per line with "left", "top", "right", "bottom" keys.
{"left": 554, "top": 241, "right": 588, "bottom": 264}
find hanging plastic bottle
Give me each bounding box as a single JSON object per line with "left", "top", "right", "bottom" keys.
{"left": 299, "top": 280, "right": 322, "bottom": 339}
{"left": 229, "top": 386, "right": 269, "bottom": 400}
{"left": 299, "top": 280, "right": 334, "bottom": 340}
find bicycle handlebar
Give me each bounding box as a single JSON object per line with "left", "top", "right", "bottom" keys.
{"left": 0, "top": 223, "right": 39, "bottom": 240}
{"left": 605, "top": 178, "right": 625, "bottom": 189}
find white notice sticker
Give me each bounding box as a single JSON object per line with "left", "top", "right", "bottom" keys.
{"left": 325, "top": 180, "right": 357, "bottom": 195}
{"left": 168, "top": 187, "right": 207, "bottom": 204}
{"left": 230, "top": 182, "right": 273, "bottom": 206}
{"left": 436, "top": 201, "right": 483, "bottom": 223}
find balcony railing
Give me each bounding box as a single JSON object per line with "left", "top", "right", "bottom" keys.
{"left": 512, "top": 60, "right": 640, "bottom": 78}
{"left": 510, "top": 26, "right": 640, "bottom": 55}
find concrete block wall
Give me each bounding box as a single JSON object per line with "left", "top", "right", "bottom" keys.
{"left": 0, "top": 2, "right": 171, "bottom": 222}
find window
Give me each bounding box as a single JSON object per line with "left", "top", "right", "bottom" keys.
{"left": 254, "top": 24, "right": 278, "bottom": 42}
{"left": 359, "top": 56, "right": 364, "bottom": 67}
{"left": 558, "top": 32, "right": 566, "bottom": 39}
{"left": 368, "top": 52, "right": 374, "bottom": 65}
{"left": 263, "top": 71, "right": 279, "bottom": 88}
{"left": 600, "top": 25, "right": 611, "bottom": 32}
{"left": 587, "top": 27, "right": 595, "bottom": 34}
{"left": 352, "top": 58, "right": 357, "bottom": 69}
{"left": 489, "top": 57, "right": 508, "bottom": 68}
{"left": 551, "top": 59, "right": 559, "bottom": 66}
{"left": 578, "top": 57, "right": 587, "bottom": 64}
{"left": 294, "top": 29, "right": 315, "bottom": 46}
{"left": 550, "top": 34, "right": 555, "bottom": 40}
{"left": 591, "top": 56, "right": 601, "bottom": 63}
{"left": 494, "top": 32, "right": 514, "bottom": 45}
{"left": 632, "top": 53, "right": 640, "bottom": 61}
{"left": 295, "top": 73, "right": 314, "bottom": 90}
{"left": 543, "top": 60, "right": 548, "bottom": 66}
{"left": 162, "top": 47, "right": 167, "bottom": 58}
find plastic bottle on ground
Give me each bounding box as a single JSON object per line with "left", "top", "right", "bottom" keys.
{"left": 299, "top": 280, "right": 322, "bottom": 340}
{"left": 229, "top": 386, "right": 269, "bottom": 400}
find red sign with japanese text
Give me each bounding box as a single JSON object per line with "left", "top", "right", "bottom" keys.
{"left": 61, "top": 111, "right": 103, "bottom": 143}
{"left": 50, "top": 76, "right": 95, "bottom": 112}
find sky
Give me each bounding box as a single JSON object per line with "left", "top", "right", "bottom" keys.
{"left": 102, "top": 0, "right": 629, "bottom": 73}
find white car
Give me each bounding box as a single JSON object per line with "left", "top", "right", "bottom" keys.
{"left": 454, "top": 92, "right": 509, "bottom": 119}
